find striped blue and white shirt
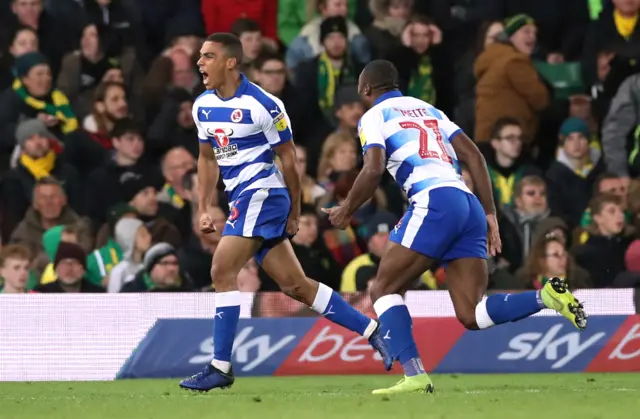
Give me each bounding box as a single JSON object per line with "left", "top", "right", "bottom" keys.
{"left": 193, "top": 74, "right": 293, "bottom": 202}
{"left": 358, "top": 90, "right": 470, "bottom": 204}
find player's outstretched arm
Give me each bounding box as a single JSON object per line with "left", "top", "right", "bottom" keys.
{"left": 342, "top": 146, "right": 386, "bottom": 215}
{"left": 450, "top": 132, "right": 496, "bottom": 216}
{"left": 197, "top": 141, "right": 220, "bottom": 214}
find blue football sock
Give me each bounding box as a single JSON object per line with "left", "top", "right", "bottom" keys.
{"left": 373, "top": 294, "right": 424, "bottom": 376}
{"left": 212, "top": 291, "right": 241, "bottom": 373}
{"left": 311, "top": 283, "right": 377, "bottom": 338}
{"left": 476, "top": 291, "right": 545, "bottom": 328}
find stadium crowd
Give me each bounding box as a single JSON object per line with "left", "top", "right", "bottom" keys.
{"left": 1, "top": 0, "right": 640, "bottom": 297}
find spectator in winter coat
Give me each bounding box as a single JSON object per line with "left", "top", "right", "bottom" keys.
{"left": 498, "top": 175, "right": 551, "bottom": 272}
{"left": 287, "top": 0, "right": 370, "bottom": 71}
{"left": 146, "top": 88, "right": 198, "bottom": 160}
{"left": 601, "top": 72, "right": 640, "bottom": 179}
{"left": 8, "top": 178, "right": 93, "bottom": 271}
{"left": 0, "top": 119, "right": 81, "bottom": 234}
{"left": 84, "top": 118, "right": 154, "bottom": 226}
{"left": 546, "top": 118, "right": 605, "bottom": 229}
{"left": 56, "top": 22, "right": 143, "bottom": 122}
{"left": 474, "top": 14, "right": 550, "bottom": 143}
{"left": 364, "top": 0, "right": 412, "bottom": 60}
{"left": 107, "top": 217, "right": 151, "bottom": 292}
{"left": 0, "top": 52, "right": 78, "bottom": 169}
{"left": 34, "top": 241, "right": 104, "bottom": 293}
{"left": 121, "top": 242, "right": 192, "bottom": 292}
{"left": 573, "top": 193, "right": 633, "bottom": 287}
{"left": 486, "top": 118, "right": 541, "bottom": 210}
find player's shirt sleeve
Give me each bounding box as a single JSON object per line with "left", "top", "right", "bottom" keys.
{"left": 192, "top": 102, "right": 209, "bottom": 143}
{"left": 434, "top": 110, "right": 463, "bottom": 141}
{"left": 358, "top": 109, "right": 385, "bottom": 154}
{"left": 259, "top": 96, "right": 293, "bottom": 146}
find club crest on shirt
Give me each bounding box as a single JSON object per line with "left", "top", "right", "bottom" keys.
{"left": 231, "top": 109, "right": 243, "bottom": 123}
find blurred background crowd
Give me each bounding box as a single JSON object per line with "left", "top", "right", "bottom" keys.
{"left": 1, "top": 0, "right": 640, "bottom": 297}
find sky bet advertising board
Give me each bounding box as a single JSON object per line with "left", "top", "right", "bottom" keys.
{"left": 116, "top": 315, "right": 640, "bottom": 379}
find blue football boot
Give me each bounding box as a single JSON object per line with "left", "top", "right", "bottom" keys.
{"left": 369, "top": 321, "right": 394, "bottom": 371}
{"left": 179, "top": 364, "right": 235, "bottom": 392}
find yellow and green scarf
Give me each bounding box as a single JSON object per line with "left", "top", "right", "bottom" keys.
{"left": 407, "top": 55, "right": 436, "bottom": 105}
{"left": 20, "top": 150, "right": 56, "bottom": 179}
{"left": 317, "top": 52, "right": 356, "bottom": 120}
{"left": 163, "top": 183, "right": 185, "bottom": 209}
{"left": 488, "top": 166, "right": 526, "bottom": 207}
{"left": 13, "top": 79, "right": 78, "bottom": 134}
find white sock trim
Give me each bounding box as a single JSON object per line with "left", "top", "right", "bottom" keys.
{"left": 475, "top": 298, "right": 495, "bottom": 329}
{"left": 211, "top": 359, "right": 231, "bottom": 373}
{"left": 373, "top": 294, "right": 405, "bottom": 317}
{"left": 311, "top": 283, "right": 333, "bottom": 314}
{"left": 363, "top": 319, "right": 378, "bottom": 339}
{"left": 215, "top": 291, "right": 241, "bottom": 308}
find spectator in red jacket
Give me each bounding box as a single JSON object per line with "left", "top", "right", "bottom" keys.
{"left": 200, "top": 0, "right": 277, "bottom": 41}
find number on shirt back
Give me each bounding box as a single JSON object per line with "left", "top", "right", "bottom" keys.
{"left": 399, "top": 120, "right": 452, "bottom": 164}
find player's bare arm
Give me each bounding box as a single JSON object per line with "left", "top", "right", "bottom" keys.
{"left": 450, "top": 132, "right": 502, "bottom": 255}
{"left": 197, "top": 141, "right": 219, "bottom": 233}
{"left": 323, "top": 146, "right": 386, "bottom": 229}
{"left": 273, "top": 140, "right": 302, "bottom": 235}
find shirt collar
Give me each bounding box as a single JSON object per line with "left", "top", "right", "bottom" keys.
{"left": 374, "top": 90, "right": 403, "bottom": 106}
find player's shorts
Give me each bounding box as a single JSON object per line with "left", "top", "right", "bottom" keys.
{"left": 390, "top": 186, "right": 487, "bottom": 261}
{"left": 222, "top": 187, "right": 290, "bottom": 265}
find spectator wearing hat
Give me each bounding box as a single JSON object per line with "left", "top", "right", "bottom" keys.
{"left": 0, "top": 25, "right": 39, "bottom": 91}
{"left": 84, "top": 117, "right": 154, "bottom": 226}
{"left": 0, "top": 119, "right": 81, "bottom": 231}
{"left": 474, "top": 14, "right": 550, "bottom": 144}
{"left": 7, "top": 177, "right": 93, "bottom": 270}
{"left": 286, "top": 0, "right": 369, "bottom": 71}
{"left": 385, "top": 14, "right": 451, "bottom": 114}
{"left": 486, "top": 118, "right": 541, "bottom": 211}
{"left": 38, "top": 223, "right": 85, "bottom": 285}
{"left": 546, "top": 117, "right": 604, "bottom": 229}
{"left": 0, "top": 52, "right": 78, "bottom": 154}
{"left": 147, "top": 88, "right": 198, "bottom": 161}
{"left": 57, "top": 22, "right": 143, "bottom": 122}
{"left": 33, "top": 241, "right": 104, "bottom": 293}
{"left": 294, "top": 16, "right": 362, "bottom": 130}
{"left": 85, "top": 203, "right": 137, "bottom": 286}
{"left": 107, "top": 217, "right": 151, "bottom": 292}
{"left": 122, "top": 242, "right": 193, "bottom": 292}
{"left": 119, "top": 174, "right": 181, "bottom": 248}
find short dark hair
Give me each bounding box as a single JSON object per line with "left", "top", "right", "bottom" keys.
{"left": 590, "top": 193, "right": 622, "bottom": 216}
{"left": 409, "top": 14, "right": 434, "bottom": 26}
{"left": 230, "top": 18, "right": 261, "bottom": 37}
{"left": 301, "top": 204, "right": 318, "bottom": 216}
{"left": 182, "top": 168, "right": 197, "bottom": 191}
{"left": 110, "top": 117, "right": 141, "bottom": 139}
{"left": 491, "top": 117, "right": 521, "bottom": 139}
{"left": 253, "top": 52, "right": 285, "bottom": 71}
{"left": 594, "top": 172, "right": 622, "bottom": 195}
{"left": 360, "top": 59, "right": 400, "bottom": 93}
{"left": 205, "top": 32, "right": 244, "bottom": 64}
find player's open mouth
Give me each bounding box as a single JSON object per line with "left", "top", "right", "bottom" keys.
{"left": 200, "top": 69, "right": 208, "bottom": 83}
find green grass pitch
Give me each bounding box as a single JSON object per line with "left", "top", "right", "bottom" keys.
{"left": 1, "top": 374, "right": 639, "bottom": 419}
